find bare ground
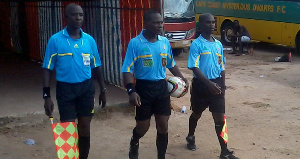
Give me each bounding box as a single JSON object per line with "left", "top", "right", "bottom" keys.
{"left": 1, "top": 44, "right": 300, "bottom": 159}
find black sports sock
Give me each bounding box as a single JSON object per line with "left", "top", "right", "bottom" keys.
{"left": 156, "top": 132, "right": 168, "bottom": 159}
{"left": 188, "top": 115, "right": 199, "bottom": 136}
{"left": 131, "top": 127, "right": 144, "bottom": 145}
{"left": 78, "top": 136, "right": 90, "bottom": 159}
{"left": 215, "top": 122, "right": 228, "bottom": 152}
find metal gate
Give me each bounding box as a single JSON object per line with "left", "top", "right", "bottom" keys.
{"left": 7, "top": 0, "right": 161, "bottom": 86}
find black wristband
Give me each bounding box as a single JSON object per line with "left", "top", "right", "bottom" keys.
{"left": 43, "top": 87, "right": 51, "bottom": 99}
{"left": 126, "top": 83, "right": 135, "bottom": 95}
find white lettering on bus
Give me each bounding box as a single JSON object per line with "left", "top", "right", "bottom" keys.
{"left": 253, "top": 4, "right": 274, "bottom": 12}
{"left": 196, "top": 1, "right": 286, "bottom": 14}
{"left": 208, "top": 2, "right": 220, "bottom": 8}
{"left": 196, "top": 1, "right": 206, "bottom": 7}
{"left": 277, "top": 6, "right": 286, "bottom": 13}
{"left": 222, "top": 3, "right": 250, "bottom": 11}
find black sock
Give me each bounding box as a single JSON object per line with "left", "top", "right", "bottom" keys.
{"left": 215, "top": 122, "right": 227, "bottom": 152}
{"left": 156, "top": 132, "right": 168, "bottom": 159}
{"left": 188, "top": 115, "right": 199, "bottom": 136}
{"left": 131, "top": 127, "right": 144, "bottom": 145}
{"left": 78, "top": 136, "right": 90, "bottom": 159}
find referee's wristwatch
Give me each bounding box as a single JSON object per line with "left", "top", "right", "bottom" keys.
{"left": 101, "top": 88, "right": 107, "bottom": 94}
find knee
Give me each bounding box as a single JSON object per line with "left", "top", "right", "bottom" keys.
{"left": 212, "top": 113, "right": 225, "bottom": 123}
{"left": 135, "top": 125, "right": 150, "bottom": 136}
{"left": 156, "top": 123, "right": 168, "bottom": 134}
{"left": 157, "top": 126, "right": 168, "bottom": 134}
{"left": 191, "top": 112, "right": 202, "bottom": 120}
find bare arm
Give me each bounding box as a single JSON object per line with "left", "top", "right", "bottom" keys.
{"left": 168, "top": 65, "right": 189, "bottom": 86}
{"left": 123, "top": 72, "right": 141, "bottom": 106}
{"left": 123, "top": 72, "right": 134, "bottom": 85}
{"left": 221, "top": 71, "right": 225, "bottom": 88}
{"left": 191, "top": 67, "right": 211, "bottom": 85}
{"left": 168, "top": 65, "right": 189, "bottom": 97}
{"left": 191, "top": 67, "right": 221, "bottom": 94}
{"left": 43, "top": 69, "right": 52, "bottom": 87}
{"left": 93, "top": 66, "right": 107, "bottom": 107}
{"left": 93, "top": 66, "right": 106, "bottom": 91}
{"left": 43, "top": 69, "right": 54, "bottom": 117}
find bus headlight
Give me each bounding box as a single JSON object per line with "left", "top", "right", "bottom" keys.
{"left": 186, "top": 28, "right": 196, "bottom": 39}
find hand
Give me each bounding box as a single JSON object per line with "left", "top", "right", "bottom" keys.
{"left": 183, "top": 78, "right": 189, "bottom": 90}
{"left": 207, "top": 81, "right": 222, "bottom": 94}
{"left": 129, "top": 92, "right": 141, "bottom": 107}
{"left": 221, "top": 85, "right": 226, "bottom": 95}
{"left": 99, "top": 92, "right": 107, "bottom": 108}
{"left": 44, "top": 98, "right": 54, "bottom": 117}
{"left": 178, "top": 78, "right": 189, "bottom": 98}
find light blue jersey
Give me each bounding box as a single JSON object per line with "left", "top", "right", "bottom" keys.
{"left": 42, "top": 27, "right": 102, "bottom": 83}
{"left": 188, "top": 35, "right": 225, "bottom": 79}
{"left": 121, "top": 30, "right": 176, "bottom": 81}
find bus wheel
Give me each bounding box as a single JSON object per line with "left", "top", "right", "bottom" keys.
{"left": 221, "top": 22, "right": 234, "bottom": 46}
{"left": 173, "top": 48, "right": 183, "bottom": 56}
{"left": 296, "top": 35, "right": 300, "bottom": 54}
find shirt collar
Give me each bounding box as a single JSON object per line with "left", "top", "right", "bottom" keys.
{"left": 62, "top": 27, "right": 84, "bottom": 38}
{"left": 199, "top": 34, "right": 216, "bottom": 42}
{"left": 138, "top": 30, "right": 162, "bottom": 43}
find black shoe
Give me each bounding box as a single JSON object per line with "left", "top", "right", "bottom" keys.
{"left": 186, "top": 135, "right": 196, "bottom": 151}
{"left": 129, "top": 141, "right": 139, "bottom": 159}
{"left": 220, "top": 149, "right": 239, "bottom": 159}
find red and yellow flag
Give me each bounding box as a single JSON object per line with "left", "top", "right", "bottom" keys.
{"left": 220, "top": 116, "right": 228, "bottom": 143}
{"left": 51, "top": 119, "right": 79, "bottom": 159}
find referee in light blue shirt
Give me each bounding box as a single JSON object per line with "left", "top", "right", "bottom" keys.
{"left": 42, "top": 4, "right": 106, "bottom": 159}
{"left": 185, "top": 13, "right": 239, "bottom": 159}
{"left": 121, "top": 10, "right": 189, "bottom": 159}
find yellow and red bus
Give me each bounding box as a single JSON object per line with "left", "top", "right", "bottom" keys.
{"left": 194, "top": 0, "right": 300, "bottom": 53}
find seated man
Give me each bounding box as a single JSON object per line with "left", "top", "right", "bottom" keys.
{"left": 230, "top": 20, "right": 251, "bottom": 55}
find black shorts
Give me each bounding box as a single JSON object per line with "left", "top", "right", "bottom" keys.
{"left": 190, "top": 77, "right": 225, "bottom": 113}
{"left": 135, "top": 79, "right": 171, "bottom": 121}
{"left": 56, "top": 79, "right": 95, "bottom": 121}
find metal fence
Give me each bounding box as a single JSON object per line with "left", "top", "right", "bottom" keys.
{"left": 3, "top": 0, "right": 161, "bottom": 86}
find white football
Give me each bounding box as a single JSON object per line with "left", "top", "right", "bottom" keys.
{"left": 167, "top": 76, "right": 187, "bottom": 98}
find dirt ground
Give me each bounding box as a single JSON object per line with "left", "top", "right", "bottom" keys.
{"left": 1, "top": 43, "right": 300, "bottom": 159}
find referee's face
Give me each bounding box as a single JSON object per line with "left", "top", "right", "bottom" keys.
{"left": 66, "top": 6, "right": 84, "bottom": 29}
{"left": 145, "top": 13, "right": 163, "bottom": 35}
{"left": 200, "top": 14, "right": 215, "bottom": 34}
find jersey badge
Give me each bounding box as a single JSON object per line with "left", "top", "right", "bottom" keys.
{"left": 218, "top": 56, "right": 222, "bottom": 65}
{"left": 161, "top": 57, "right": 167, "bottom": 67}
{"left": 143, "top": 58, "right": 153, "bottom": 67}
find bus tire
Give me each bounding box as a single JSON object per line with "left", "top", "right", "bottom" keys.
{"left": 221, "top": 22, "right": 234, "bottom": 46}
{"left": 296, "top": 34, "right": 300, "bottom": 54}
{"left": 173, "top": 48, "right": 183, "bottom": 56}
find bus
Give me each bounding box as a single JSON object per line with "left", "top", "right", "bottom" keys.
{"left": 164, "top": 0, "right": 196, "bottom": 55}
{"left": 194, "top": 0, "right": 300, "bottom": 53}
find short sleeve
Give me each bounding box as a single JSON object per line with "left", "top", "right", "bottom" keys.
{"left": 90, "top": 38, "right": 102, "bottom": 68}
{"left": 187, "top": 41, "right": 201, "bottom": 69}
{"left": 166, "top": 42, "right": 176, "bottom": 68}
{"left": 121, "top": 40, "right": 136, "bottom": 73}
{"left": 220, "top": 43, "right": 225, "bottom": 71}
{"left": 42, "top": 36, "right": 57, "bottom": 70}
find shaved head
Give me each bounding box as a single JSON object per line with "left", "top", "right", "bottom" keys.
{"left": 198, "top": 13, "right": 215, "bottom": 35}
{"left": 198, "top": 13, "right": 214, "bottom": 23}
{"left": 64, "top": 3, "right": 84, "bottom": 29}
{"left": 65, "top": 3, "right": 82, "bottom": 15}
